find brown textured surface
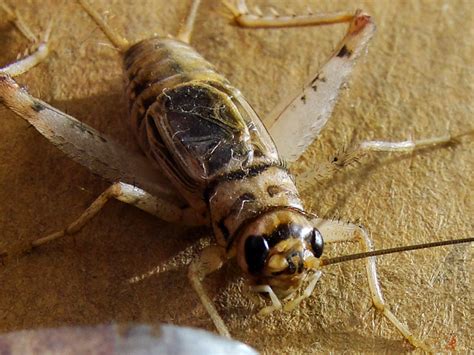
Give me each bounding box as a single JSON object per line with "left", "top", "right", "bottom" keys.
{"left": 0, "top": 0, "right": 472, "bottom": 353}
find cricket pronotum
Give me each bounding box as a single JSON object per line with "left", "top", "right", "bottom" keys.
{"left": 0, "top": 1, "right": 472, "bottom": 354}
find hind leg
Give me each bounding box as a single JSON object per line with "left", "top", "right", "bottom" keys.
{"left": 224, "top": 0, "right": 354, "bottom": 28}
{"left": 224, "top": 2, "right": 376, "bottom": 162}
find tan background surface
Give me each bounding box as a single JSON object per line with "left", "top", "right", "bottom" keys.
{"left": 0, "top": 0, "right": 472, "bottom": 353}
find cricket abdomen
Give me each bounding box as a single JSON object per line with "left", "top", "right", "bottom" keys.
{"left": 123, "top": 37, "right": 280, "bottom": 210}
{"left": 124, "top": 37, "right": 228, "bottom": 142}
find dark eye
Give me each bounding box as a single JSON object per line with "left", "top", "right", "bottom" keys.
{"left": 310, "top": 228, "right": 324, "bottom": 258}
{"left": 245, "top": 235, "right": 269, "bottom": 274}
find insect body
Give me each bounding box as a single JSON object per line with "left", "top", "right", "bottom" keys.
{"left": 0, "top": 0, "right": 471, "bottom": 352}
{"left": 125, "top": 35, "right": 323, "bottom": 297}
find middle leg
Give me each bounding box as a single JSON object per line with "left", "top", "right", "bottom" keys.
{"left": 1, "top": 182, "right": 205, "bottom": 260}
{"left": 188, "top": 245, "right": 230, "bottom": 337}
{"left": 296, "top": 132, "right": 466, "bottom": 192}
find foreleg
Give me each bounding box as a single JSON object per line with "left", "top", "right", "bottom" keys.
{"left": 313, "top": 217, "right": 432, "bottom": 352}
{"left": 188, "top": 245, "right": 230, "bottom": 337}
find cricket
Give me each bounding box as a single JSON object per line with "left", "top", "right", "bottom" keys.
{"left": 0, "top": 0, "right": 472, "bottom": 353}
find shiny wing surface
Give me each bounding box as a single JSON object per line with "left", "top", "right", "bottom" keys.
{"left": 144, "top": 80, "right": 280, "bottom": 197}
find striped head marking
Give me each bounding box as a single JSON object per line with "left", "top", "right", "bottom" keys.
{"left": 236, "top": 209, "right": 323, "bottom": 296}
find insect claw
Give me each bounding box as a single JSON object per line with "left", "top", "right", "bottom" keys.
{"left": 283, "top": 300, "right": 297, "bottom": 312}
{"left": 257, "top": 305, "right": 279, "bottom": 316}
{"left": 219, "top": 5, "right": 236, "bottom": 22}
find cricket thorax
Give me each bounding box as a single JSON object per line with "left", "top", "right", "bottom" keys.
{"left": 205, "top": 161, "right": 324, "bottom": 294}
{"left": 206, "top": 166, "right": 302, "bottom": 245}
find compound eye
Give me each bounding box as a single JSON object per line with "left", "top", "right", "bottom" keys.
{"left": 310, "top": 228, "right": 324, "bottom": 258}
{"left": 245, "top": 235, "right": 269, "bottom": 274}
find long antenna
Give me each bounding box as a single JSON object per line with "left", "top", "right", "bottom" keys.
{"left": 320, "top": 237, "right": 473, "bottom": 267}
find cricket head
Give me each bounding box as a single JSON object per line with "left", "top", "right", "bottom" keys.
{"left": 236, "top": 209, "right": 323, "bottom": 297}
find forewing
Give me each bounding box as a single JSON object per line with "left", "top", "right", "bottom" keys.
{"left": 265, "top": 12, "right": 376, "bottom": 162}
{"left": 145, "top": 81, "right": 279, "bottom": 197}
{"left": 0, "top": 74, "right": 182, "bottom": 204}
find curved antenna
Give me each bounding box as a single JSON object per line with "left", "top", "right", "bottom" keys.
{"left": 77, "top": 0, "right": 130, "bottom": 52}
{"left": 320, "top": 237, "right": 473, "bottom": 267}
